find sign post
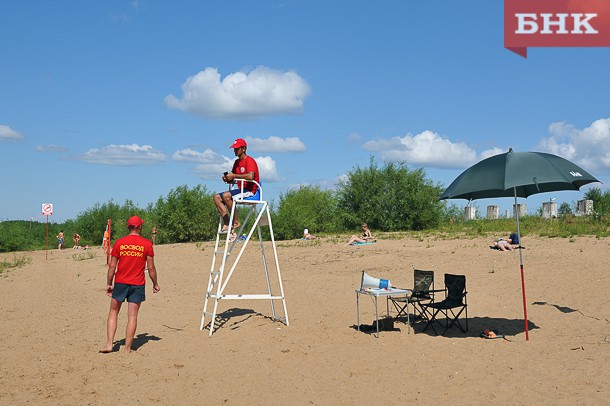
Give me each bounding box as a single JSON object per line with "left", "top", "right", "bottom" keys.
{"left": 42, "top": 203, "right": 53, "bottom": 260}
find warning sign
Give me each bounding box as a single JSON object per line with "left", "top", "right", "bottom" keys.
{"left": 42, "top": 203, "right": 53, "bottom": 216}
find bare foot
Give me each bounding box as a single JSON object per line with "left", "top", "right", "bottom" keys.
{"left": 99, "top": 346, "right": 113, "bottom": 353}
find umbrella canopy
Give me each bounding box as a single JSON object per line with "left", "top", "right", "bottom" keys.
{"left": 440, "top": 149, "right": 600, "bottom": 341}
{"left": 440, "top": 149, "right": 599, "bottom": 201}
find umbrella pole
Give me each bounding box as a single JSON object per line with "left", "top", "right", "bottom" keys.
{"left": 514, "top": 187, "right": 530, "bottom": 341}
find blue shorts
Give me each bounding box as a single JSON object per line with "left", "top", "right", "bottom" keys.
{"left": 112, "top": 283, "right": 146, "bottom": 303}
{"left": 218, "top": 189, "right": 255, "bottom": 200}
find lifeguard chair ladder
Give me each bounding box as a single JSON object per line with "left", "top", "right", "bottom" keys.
{"left": 200, "top": 180, "right": 289, "bottom": 336}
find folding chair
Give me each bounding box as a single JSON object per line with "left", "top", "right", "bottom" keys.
{"left": 421, "top": 273, "right": 468, "bottom": 335}
{"left": 389, "top": 270, "right": 440, "bottom": 323}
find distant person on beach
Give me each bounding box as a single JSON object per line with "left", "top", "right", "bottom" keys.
{"left": 151, "top": 225, "right": 157, "bottom": 245}
{"left": 494, "top": 239, "right": 514, "bottom": 251}
{"left": 213, "top": 138, "right": 260, "bottom": 236}
{"left": 303, "top": 228, "right": 318, "bottom": 240}
{"left": 103, "top": 229, "right": 110, "bottom": 251}
{"left": 100, "top": 215, "right": 159, "bottom": 354}
{"left": 57, "top": 231, "right": 64, "bottom": 250}
{"left": 73, "top": 233, "right": 80, "bottom": 249}
{"left": 346, "top": 223, "right": 374, "bottom": 245}
{"left": 494, "top": 233, "right": 519, "bottom": 251}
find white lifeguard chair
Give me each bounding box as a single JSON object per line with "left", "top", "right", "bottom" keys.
{"left": 200, "top": 180, "right": 289, "bottom": 336}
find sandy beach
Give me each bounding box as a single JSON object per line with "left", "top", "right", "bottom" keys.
{"left": 0, "top": 235, "right": 608, "bottom": 405}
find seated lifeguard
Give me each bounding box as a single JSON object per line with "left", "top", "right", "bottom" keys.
{"left": 213, "top": 138, "right": 260, "bottom": 233}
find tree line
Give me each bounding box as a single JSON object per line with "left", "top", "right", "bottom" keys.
{"left": 2, "top": 161, "right": 609, "bottom": 253}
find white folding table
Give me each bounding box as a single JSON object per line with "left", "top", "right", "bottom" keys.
{"left": 355, "top": 288, "right": 411, "bottom": 337}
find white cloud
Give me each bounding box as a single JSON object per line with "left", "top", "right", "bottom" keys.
{"left": 244, "top": 136, "right": 305, "bottom": 153}
{"left": 36, "top": 144, "right": 69, "bottom": 153}
{"left": 175, "top": 148, "right": 234, "bottom": 180}
{"left": 172, "top": 148, "right": 230, "bottom": 164}
{"left": 480, "top": 147, "right": 507, "bottom": 160}
{"left": 164, "top": 66, "right": 311, "bottom": 119}
{"left": 362, "top": 130, "right": 477, "bottom": 168}
{"left": 192, "top": 162, "right": 234, "bottom": 180}
{"left": 182, "top": 148, "right": 281, "bottom": 182}
{"left": 0, "top": 125, "right": 24, "bottom": 142}
{"left": 255, "top": 156, "right": 281, "bottom": 182}
{"left": 537, "top": 118, "right": 610, "bottom": 173}
{"left": 77, "top": 144, "right": 166, "bottom": 165}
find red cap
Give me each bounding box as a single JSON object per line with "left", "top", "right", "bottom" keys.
{"left": 127, "top": 215, "right": 144, "bottom": 227}
{"left": 230, "top": 138, "right": 247, "bottom": 149}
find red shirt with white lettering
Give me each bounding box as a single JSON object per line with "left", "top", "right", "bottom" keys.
{"left": 111, "top": 234, "right": 154, "bottom": 286}
{"left": 232, "top": 155, "right": 259, "bottom": 194}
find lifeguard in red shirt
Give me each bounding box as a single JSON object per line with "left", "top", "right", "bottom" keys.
{"left": 100, "top": 215, "right": 160, "bottom": 354}
{"left": 213, "top": 138, "right": 260, "bottom": 234}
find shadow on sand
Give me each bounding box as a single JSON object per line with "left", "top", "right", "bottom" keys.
{"left": 110, "top": 333, "right": 162, "bottom": 352}
{"left": 202, "top": 307, "right": 261, "bottom": 332}
{"left": 353, "top": 315, "right": 540, "bottom": 339}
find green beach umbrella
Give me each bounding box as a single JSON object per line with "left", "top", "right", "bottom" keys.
{"left": 440, "top": 148, "right": 600, "bottom": 340}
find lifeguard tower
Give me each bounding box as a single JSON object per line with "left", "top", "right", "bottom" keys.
{"left": 200, "top": 180, "right": 289, "bottom": 336}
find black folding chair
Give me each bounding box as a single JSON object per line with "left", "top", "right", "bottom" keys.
{"left": 421, "top": 273, "right": 468, "bottom": 335}
{"left": 390, "top": 270, "right": 440, "bottom": 323}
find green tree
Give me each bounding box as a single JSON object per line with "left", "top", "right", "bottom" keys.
{"left": 584, "top": 187, "right": 610, "bottom": 215}
{"left": 335, "top": 158, "right": 445, "bottom": 231}
{"left": 0, "top": 220, "right": 52, "bottom": 252}
{"left": 272, "top": 185, "right": 337, "bottom": 240}
{"left": 73, "top": 199, "right": 143, "bottom": 245}
{"left": 149, "top": 184, "right": 217, "bottom": 243}
{"left": 558, "top": 202, "right": 573, "bottom": 216}
{"left": 440, "top": 202, "right": 464, "bottom": 223}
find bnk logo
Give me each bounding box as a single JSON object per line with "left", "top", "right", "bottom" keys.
{"left": 505, "top": 0, "right": 610, "bottom": 58}
{"left": 516, "top": 13, "right": 598, "bottom": 35}
{"left": 570, "top": 171, "right": 583, "bottom": 177}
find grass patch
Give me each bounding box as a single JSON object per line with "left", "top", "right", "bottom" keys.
{"left": 277, "top": 238, "right": 323, "bottom": 248}
{"left": 0, "top": 254, "right": 32, "bottom": 274}
{"left": 72, "top": 251, "right": 97, "bottom": 261}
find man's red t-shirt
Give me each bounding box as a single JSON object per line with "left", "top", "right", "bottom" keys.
{"left": 111, "top": 234, "right": 154, "bottom": 286}
{"left": 232, "top": 155, "right": 259, "bottom": 194}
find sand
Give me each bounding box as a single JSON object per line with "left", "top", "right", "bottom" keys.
{"left": 0, "top": 235, "right": 608, "bottom": 405}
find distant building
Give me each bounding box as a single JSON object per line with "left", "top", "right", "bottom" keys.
{"left": 576, "top": 199, "right": 593, "bottom": 216}
{"left": 541, "top": 202, "right": 557, "bottom": 219}
{"left": 464, "top": 206, "right": 476, "bottom": 221}
{"left": 513, "top": 203, "right": 527, "bottom": 218}
{"left": 487, "top": 205, "right": 499, "bottom": 219}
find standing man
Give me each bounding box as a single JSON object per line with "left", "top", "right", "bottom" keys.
{"left": 100, "top": 215, "right": 160, "bottom": 353}
{"left": 213, "top": 138, "right": 260, "bottom": 234}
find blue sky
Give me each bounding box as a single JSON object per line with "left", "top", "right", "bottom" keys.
{"left": 1, "top": 1, "right": 609, "bottom": 223}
